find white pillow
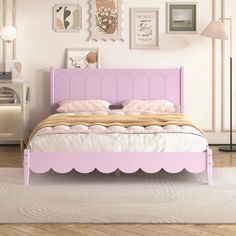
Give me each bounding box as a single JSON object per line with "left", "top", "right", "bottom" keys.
{"left": 57, "top": 99, "right": 111, "bottom": 113}
{"left": 122, "top": 100, "right": 176, "bottom": 113}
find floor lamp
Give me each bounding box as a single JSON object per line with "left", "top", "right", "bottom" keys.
{"left": 201, "top": 18, "right": 235, "bottom": 152}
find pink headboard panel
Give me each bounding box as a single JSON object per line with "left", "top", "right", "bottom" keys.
{"left": 50, "top": 67, "right": 184, "bottom": 113}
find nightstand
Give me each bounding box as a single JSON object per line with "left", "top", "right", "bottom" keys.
{"left": 0, "top": 81, "right": 30, "bottom": 151}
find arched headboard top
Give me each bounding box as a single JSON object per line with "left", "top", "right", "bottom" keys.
{"left": 51, "top": 67, "right": 184, "bottom": 113}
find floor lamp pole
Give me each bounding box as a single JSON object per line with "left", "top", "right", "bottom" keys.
{"left": 219, "top": 18, "right": 236, "bottom": 151}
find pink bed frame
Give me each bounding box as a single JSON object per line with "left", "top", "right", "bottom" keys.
{"left": 23, "top": 67, "right": 213, "bottom": 185}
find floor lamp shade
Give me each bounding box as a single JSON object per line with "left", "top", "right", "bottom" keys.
{"left": 201, "top": 20, "right": 229, "bottom": 40}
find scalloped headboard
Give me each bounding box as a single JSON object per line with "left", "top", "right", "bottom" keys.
{"left": 50, "top": 67, "right": 184, "bottom": 113}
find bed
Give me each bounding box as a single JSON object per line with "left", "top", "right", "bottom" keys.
{"left": 24, "top": 67, "right": 213, "bottom": 185}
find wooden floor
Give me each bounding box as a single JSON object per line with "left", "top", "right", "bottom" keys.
{"left": 0, "top": 145, "right": 236, "bottom": 236}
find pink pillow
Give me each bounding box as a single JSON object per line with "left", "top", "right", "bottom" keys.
{"left": 57, "top": 100, "right": 110, "bottom": 113}
{"left": 122, "top": 100, "right": 175, "bottom": 113}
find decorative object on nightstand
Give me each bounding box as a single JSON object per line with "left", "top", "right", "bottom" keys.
{"left": 0, "top": 81, "right": 30, "bottom": 151}
{"left": 201, "top": 18, "right": 235, "bottom": 152}
{"left": 5, "top": 61, "right": 22, "bottom": 80}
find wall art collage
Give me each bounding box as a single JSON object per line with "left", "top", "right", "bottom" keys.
{"left": 53, "top": 1, "right": 197, "bottom": 68}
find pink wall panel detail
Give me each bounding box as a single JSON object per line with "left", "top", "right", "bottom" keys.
{"left": 133, "top": 73, "right": 149, "bottom": 99}
{"left": 117, "top": 73, "right": 133, "bottom": 102}
{"left": 149, "top": 73, "right": 165, "bottom": 99}
{"left": 85, "top": 73, "right": 102, "bottom": 99}
{"left": 101, "top": 73, "right": 117, "bottom": 104}
{"left": 165, "top": 73, "right": 181, "bottom": 105}
{"left": 53, "top": 73, "right": 70, "bottom": 111}
{"left": 70, "top": 73, "right": 86, "bottom": 100}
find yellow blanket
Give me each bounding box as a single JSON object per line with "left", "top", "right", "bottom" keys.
{"left": 29, "top": 113, "right": 204, "bottom": 142}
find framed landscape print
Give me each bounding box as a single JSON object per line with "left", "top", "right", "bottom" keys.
{"left": 167, "top": 2, "right": 197, "bottom": 33}
{"left": 54, "top": 4, "right": 82, "bottom": 32}
{"left": 66, "top": 48, "right": 100, "bottom": 69}
{"left": 89, "top": 0, "right": 123, "bottom": 41}
{"left": 130, "top": 8, "right": 159, "bottom": 49}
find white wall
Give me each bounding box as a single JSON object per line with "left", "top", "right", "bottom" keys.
{"left": 2, "top": 0, "right": 235, "bottom": 144}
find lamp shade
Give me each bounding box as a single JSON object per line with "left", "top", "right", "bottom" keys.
{"left": 201, "top": 20, "right": 228, "bottom": 40}
{"left": 0, "top": 26, "right": 17, "bottom": 42}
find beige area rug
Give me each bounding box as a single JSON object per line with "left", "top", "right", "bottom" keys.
{"left": 0, "top": 168, "right": 236, "bottom": 223}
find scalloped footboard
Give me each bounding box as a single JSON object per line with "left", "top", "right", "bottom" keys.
{"left": 23, "top": 149, "right": 213, "bottom": 186}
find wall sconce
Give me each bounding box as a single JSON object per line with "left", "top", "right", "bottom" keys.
{"left": 0, "top": 25, "right": 17, "bottom": 72}
{"left": 0, "top": 26, "right": 17, "bottom": 43}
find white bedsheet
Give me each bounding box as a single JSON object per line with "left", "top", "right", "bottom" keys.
{"left": 29, "top": 132, "right": 207, "bottom": 152}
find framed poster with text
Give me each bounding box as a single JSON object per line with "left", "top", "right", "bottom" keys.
{"left": 130, "top": 8, "right": 159, "bottom": 49}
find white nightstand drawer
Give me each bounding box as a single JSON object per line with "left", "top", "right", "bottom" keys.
{"left": 0, "top": 81, "right": 30, "bottom": 148}
{"left": 0, "top": 105, "right": 22, "bottom": 140}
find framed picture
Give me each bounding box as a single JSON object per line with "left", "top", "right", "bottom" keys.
{"left": 167, "top": 2, "right": 197, "bottom": 33}
{"left": 89, "top": 0, "right": 123, "bottom": 41}
{"left": 54, "top": 4, "right": 82, "bottom": 32}
{"left": 130, "top": 8, "right": 159, "bottom": 49}
{"left": 66, "top": 48, "right": 100, "bottom": 69}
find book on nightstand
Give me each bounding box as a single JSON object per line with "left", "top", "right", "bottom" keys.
{"left": 0, "top": 72, "right": 12, "bottom": 82}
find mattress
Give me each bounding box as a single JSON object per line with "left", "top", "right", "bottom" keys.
{"left": 29, "top": 112, "right": 208, "bottom": 152}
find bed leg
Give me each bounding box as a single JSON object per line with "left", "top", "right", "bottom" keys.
{"left": 24, "top": 149, "right": 30, "bottom": 186}
{"left": 115, "top": 169, "right": 121, "bottom": 177}
{"left": 206, "top": 149, "right": 213, "bottom": 185}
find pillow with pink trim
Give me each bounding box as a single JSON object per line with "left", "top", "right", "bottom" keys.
{"left": 122, "top": 100, "right": 176, "bottom": 113}
{"left": 57, "top": 99, "right": 111, "bottom": 113}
